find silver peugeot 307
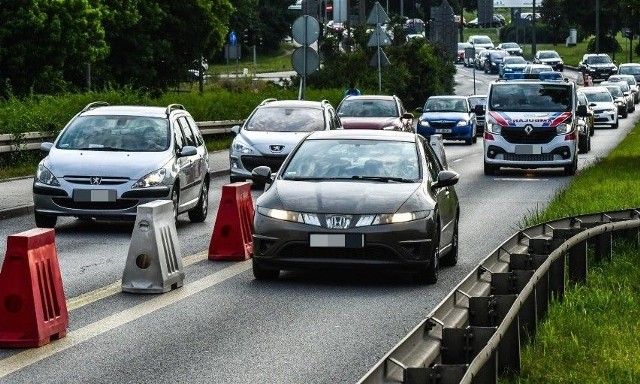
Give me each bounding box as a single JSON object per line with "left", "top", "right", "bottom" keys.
{"left": 229, "top": 98, "right": 342, "bottom": 183}
{"left": 250, "top": 130, "right": 460, "bottom": 284}
{"left": 32, "top": 102, "right": 210, "bottom": 228}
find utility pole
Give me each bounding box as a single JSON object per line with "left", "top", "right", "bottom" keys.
{"left": 596, "top": 0, "right": 600, "bottom": 53}
{"left": 531, "top": 0, "right": 537, "bottom": 56}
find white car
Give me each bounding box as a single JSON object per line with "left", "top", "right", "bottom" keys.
{"left": 467, "top": 35, "right": 494, "bottom": 50}
{"left": 523, "top": 64, "right": 554, "bottom": 75}
{"left": 579, "top": 86, "right": 619, "bottom": 129}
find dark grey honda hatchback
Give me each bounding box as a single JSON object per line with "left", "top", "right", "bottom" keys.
{"left": 251, "top": 129, "right": 460, "bottom": 284}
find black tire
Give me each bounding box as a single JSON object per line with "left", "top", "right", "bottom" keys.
{"left": 484, "top": 161, "right": 498, "bottom": 175}
{"left": 188, "top": 179, "right": 209, "bottom": 223}
{"left": 440, "top": 216, "right": 459, "bottom": 267}
{"left": 472, "top": 134, "right": 478, "bottom": 144}
{"left": 414, "top": 224, "right": 439, "bottom": 284}
{"left": 230, "top": 175, "right": 246, "bottom": 183}
{"left": 588, "top": 135, "right": 591, "bottom": 152}
{"left": 252, "top": 259, "right": 280, "bottom": 280}
{"left": 612, "top": 120, "right": 618, "bottom": 129}
{"left": 564, "top": 156, "right": 577, "bottom": 176}
{"left": 589, "top": 124, "right": 594, "bottom": 137}
{"left": 578, "top": 135, "right": 588, "bottom": 154}
{"left": 34, "top": 212, "right": 57, "bottom": 228}
{"left": 465, "top": 138, "right": 473, "bottom": 145}
{"left": 622, "top": 109, "right": 628, "bottom": 118}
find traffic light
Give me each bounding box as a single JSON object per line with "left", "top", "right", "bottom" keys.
{"left": 242, "top": 28, "right": 252, "bottom": 45}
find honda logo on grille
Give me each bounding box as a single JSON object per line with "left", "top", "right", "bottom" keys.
{"left": 524, "top": 125, "right": 534, "bottom": 135}
{"left": 90, "top": 177, "right": 102, "bottom": 185}
{"left": 327, "top": 215, "right": 351, "bottom": 229}
{"left": 270, "top": 145, "right": 284, "bottom": 153}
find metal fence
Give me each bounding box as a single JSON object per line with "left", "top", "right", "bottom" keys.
{"left": 358, "top": 208, "right": 640, "bottom": 384}
{"left": 0, "top": 120, "right": 244, "bottom": 154}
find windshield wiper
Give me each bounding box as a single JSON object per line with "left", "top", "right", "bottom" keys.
{"left": 77, "top": 146, "right": 127, "bottom": 151}
{"left": 283, "top": 176, "right": 349, "bottom": 181}
{"left": 351, "top": 175, "right": 416, "bottom": 183}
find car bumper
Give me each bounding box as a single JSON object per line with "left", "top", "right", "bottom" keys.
{"left": 483, "top": 134, "right": 576, "bottom": 168}
{"left": 592, "top": 110, "right": 617, "bottom": 125}
{"left": 230, "top": 153, "right": 288, "bottom": 179}
{"left": 417, "top": 124, "right": 474, "bottom": 141}
{"left": 252, "top": 213, "right": 437, "bottom": 271}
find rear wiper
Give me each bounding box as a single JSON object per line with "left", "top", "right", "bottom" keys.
{"left": 351, "top": 176, "right": 416, "bottom": 183}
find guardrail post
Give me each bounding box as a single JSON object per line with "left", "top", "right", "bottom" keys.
{"left": 548, "top": 254, "right": 565, "bottom": 302}
{"left": 404, "top": 365, "right": 467, "bottom": 384}
{"left": 594, "top": 231, "right": 612, "bottom": 262}
{"left": 568, "top": 240, "right": 588, "bottom": 284}
{"left": 510, "top": 253, "right": 550, "bottom": 321}
{"left": 441, "top": 327, "right": 498, "bottom": 383}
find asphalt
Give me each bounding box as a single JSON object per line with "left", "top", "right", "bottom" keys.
{"left": 0, "top": 150, "right": 230, "bottom": 221}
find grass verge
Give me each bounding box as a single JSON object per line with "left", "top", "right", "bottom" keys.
{"left": 500, "top": 122, "right": 640, "bottom": 383}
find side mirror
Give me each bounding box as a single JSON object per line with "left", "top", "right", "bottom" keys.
{"left": 576, "top": 104, "right": 588, "bottom": 117}
{"left": 251, "top": 165, "right": 273, "bottom": 184}
{"left": 415, "top": 107, "right": 423, "bottom": 113}
{"left": 179, "top": 145, "right": 197, "bottom": 157}
{"left": 231, "top": 125, "right": 241, "bottom": 135}
{"left": 402, "top": 112, "right": 414, "bottom": 120}
{"left": 40, "top": 142, "right": 54, "bottom": 153}
{"left": 473, "top": 104, "right": 485, "bottom": 115}
{"left": 431, "top": 170, "right": 459, "bottom": 189}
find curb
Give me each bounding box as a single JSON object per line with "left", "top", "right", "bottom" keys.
{"left": 0, "top": 168, "right": 231, "bottom": 221}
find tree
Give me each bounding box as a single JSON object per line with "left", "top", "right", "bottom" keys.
{"left": 540, "top": 0, "right": 568, "bottom": 45}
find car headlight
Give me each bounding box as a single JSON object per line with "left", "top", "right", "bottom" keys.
{"left": 456, "top": 120, "right": 469, "bottom": 126}
{"left": 355, "top": 210, "right": 431, "bottom": 227}
{"left": 132, "top": 168, "right": 166, "bottom": 188}
{"left": 231, "top": 139, "right": 255, "bottom": 154}
{"left": 608, "top": 107, "right": 617, "bottom": 113}
{"left": 556, "top": 123, "right": 571, "bottom": 134}
{"left": 418, "top": 120, "right": 430, "bottom": 127}
{"left": 257, "top": 206, "right": 321, "bottom": 226}
{"left": 486, "top": 122, "right": 501, "bottom": 134}
{"left": 36, "top": 164, "right": 60, "bottom": 186}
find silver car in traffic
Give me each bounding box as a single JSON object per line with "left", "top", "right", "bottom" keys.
{"left": 33, "top": 102, "right": 210, "bottom": 228}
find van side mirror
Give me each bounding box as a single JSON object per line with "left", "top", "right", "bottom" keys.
{"left": 576, "top": 105, "right": 588, "bottom": 117}
{"left": 474, "top": 104, "right": 485, "bottom": 116}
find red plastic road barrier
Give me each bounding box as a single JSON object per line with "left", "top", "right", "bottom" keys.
{"left": 208, "top": 182, "right": 255, "bottom": 261}
{"left": 0, "top": 228, "right": 68, "bottom": 347}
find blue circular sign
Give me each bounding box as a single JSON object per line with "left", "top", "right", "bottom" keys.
{"left": 229, "top": 31, "right": 237, "bottom": 46}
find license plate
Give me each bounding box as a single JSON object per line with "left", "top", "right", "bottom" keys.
{"left": 515, "top": 145, "right": 542, "bottom": 155}
{"left": 74, "top": 189, "right": 117, "bottom": 202}
{"left": 435, "top": 129, "right": 452, "bottom": 133}
{"left": 309, "top": 234, "right": 364, "bottom": 248}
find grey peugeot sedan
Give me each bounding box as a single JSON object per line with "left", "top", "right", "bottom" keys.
{"left": 250, "top": 130, "right": 460, "bottom": 284}
{"left": 32, "top": 102, "right": 210, "bottom": 228}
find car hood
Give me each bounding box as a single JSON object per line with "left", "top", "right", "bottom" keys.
{"left": 419, "top": 112, "right": 469, "bottom": 121}
{"left": 488, "top": 111, "right": 573, "bottom": 128}
{"left": 503, "top": 64, "right": 527, "bottom": 71}
{"left": 340, "top": 117, "right": 399, "bottom": 130}
{"left": 267, "top": 180, "right": 423, "bottom": 214}
{"left": 539, "top": 58, "right": 562, "bottom": 63}
{"left": 586, "top": 63, "right": 616, "bottom": 69}
{"left": 240, "top": 131, "right": 310, "bottom": 156}
{"left": 44, "top": 149, "right": 172, "bottom": 179}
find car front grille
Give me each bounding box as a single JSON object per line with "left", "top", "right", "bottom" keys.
{"left": 276, "top": 243, "right": 398, "bottom": 261}
{"left": 429, "top": 121, "right": 457, "bottom": 129}
{"left": 241, "top": 155, "right": 287, "bottom": 172}
{"left": 63, "top": 176, "right": 130, "bottom": 185}
{"left": 502, "top": 126, "right": 556, "bottom": 144}
{"left": 52, "top": 198, "right": 138, "bottom": 210}
{"left": 504, "top": 154, "right": 554, "bottom": 162}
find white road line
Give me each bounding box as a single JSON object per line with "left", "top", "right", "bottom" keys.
{"left": 0, "top": 260, "right": 252, "bottom": 378}
{"left": 494, "top": 178, "right": 548, "bottom": 181}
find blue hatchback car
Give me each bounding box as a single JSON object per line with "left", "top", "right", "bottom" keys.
{"left": 416, "top": 96, "right": 477, "bottom": 145}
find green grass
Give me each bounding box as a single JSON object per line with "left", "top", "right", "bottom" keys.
{"left": 500, "top": 121, "right": 640, "bottom": 383}
{"left": 207, "top": 43, "right": 295, "bottom": 75}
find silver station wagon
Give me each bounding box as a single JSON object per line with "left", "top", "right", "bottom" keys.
{"left": 32, "top": 102, "right": 210, "bottom": 228}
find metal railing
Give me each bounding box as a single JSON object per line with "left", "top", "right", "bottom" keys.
{"left": 358, "top": 208, "right": 640, "bottom": 384}
{"left": 0, "top": 120, "right": 244, "bottom": 154}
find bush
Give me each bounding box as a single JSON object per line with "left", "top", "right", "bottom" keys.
{"left": 586, "top": 35, "right": 621, "bottom": 53}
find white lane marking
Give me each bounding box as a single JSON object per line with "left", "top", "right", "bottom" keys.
{"left": 494, "top": 178, "right": 548, "bottom": 181}
{"left": 0, "top": 260, "right": 251, "bottom": 378}
{"left": 67, "top": 251, "right": 209, "bottom": 311}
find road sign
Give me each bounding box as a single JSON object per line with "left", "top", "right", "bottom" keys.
{"left": 224, "top": 44, "right": 241, "bottom": 60}
{"left": 292, "top": 46, "right": 320, "bottom": 75}
{"left": 370, "top": 47, "right": 390, "bottom": 67}
{"left": 366, "top": 1, "right": 390, "bottom": 25}
{"left": 229, "top": 31, "right": 237, "bottom": 46}
{"left": 367, "top": 25, "right": 391, "bottom": 47}
{"left": 291, "top": 16, "right": 320, "bottom": 46}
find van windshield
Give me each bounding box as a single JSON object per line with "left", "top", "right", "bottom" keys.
{"left": 489, "top": 83, "right": 572, "bottom": 112}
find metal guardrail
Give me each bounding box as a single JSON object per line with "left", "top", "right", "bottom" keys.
{"left": 0, "top": 120, "right": 244, "bottom": 154}
{"left": 358, "top": 208, "right": 640, "bottom": 384}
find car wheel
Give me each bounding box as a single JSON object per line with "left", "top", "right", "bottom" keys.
{"left": 414, "top": 224, "right": 439, "bottom": 284}
{"left": 589, "top": 124, "right": 595, "bottom": 137}
{"left": 564, "top": 156, "right": 577, "bottom": 176}
{"left": 472, "top": 133, "right": 478, "bottom": 144}
{"left": 34, "top": 212, "right": 57, "bottom": 228}
{"left": 440, "top": 215, "right": 459, "bottom": 267}
{"left": 612, "top": 120, "right": 618, "bottom": 129}
{"left": 578, "top": 135, "right": 588, "bottom": 154}
{"left": 252, "top": 259, "right": 280, "bottom": 280}
{"left": 622, "top": 109, "right": 628, "bottom": 118}
{"left": 587, "top": 135, "right": 591, "bottom": 152}
{"left": 484, "top": 161, "right": 498, "bottom": 175}
{"left": 188, "top": 179, "right": 209, "bottom": 223}
{"left": 171, "top": 186, "right": 179, "bottom": 222}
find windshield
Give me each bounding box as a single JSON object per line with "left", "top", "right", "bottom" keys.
{"left": 526, "top": 65, "right": 553, "bottom": 74}
{"left": 502, "top": 43, "right": 518, "bottom": 48}
{"left": 504, "top": 57, "right": 526, "bottom": 65}
{"left": 605, "top": 87, "right": 623, "bottom": 97}
{"left": 246, "top": 106, "right": 325, "bottom": 132}
{"left": 539, "top": 51, "right": 560, "bottom": 59}
{"left": 56, "top": 116, "right": 170, "bottom": 152}
{"left": 583, "top": 91, "right": 613, "bottom": 103}
{"left": 586, "top": 55, "right": 612, "bottom": 64}
{"left": 489, "top": 83, "right": 572, "bottom": 112}
{"left": 619, "top": 66, "right": 640, "bottom": 75}
{"left": 282, "top": 139, "right": 420, "bottom": 181}
{"left": 467, "top": 97, "right": 486, "bottom": 107}
{"left": 423, "top": 98, "right": 468, "bottom": 112}
{"left": 473, "top": 36, "right": 492, "bottom": 44}
{"left": 337, "top": 99, "right": 398, "bottom": 118}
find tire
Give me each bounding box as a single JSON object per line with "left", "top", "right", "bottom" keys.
{"left": 230, "top": 175, "right": 245, "bottom": 183}
{"left": 484, "top": 64, "right": 489, "bottom": 74}
{"left": 578, "top": 135, "right": 588, "bottom": 154}
{"left": 252, "top": 259, "right": 280, "bottom": 280}
{"left": 564, "top": 156, "right": 577, "bottom": 176}
{"left": 472, "top": 134, "right": 478, "bottom": 144}
{"left": 440, "top": 216, "right": 459, "bottom": 267}
{"left": 465, "top": 138, "right": 473, "bottom": 145}
{"left": 34, "top": 212, "right": 57, "bottom": 228}
{"left": 188, "top": 179, "right": 209, "bottom": 223}
{"left": 171, "top": 186, "right": 179, "bottom": 222}
{"left": 612, "top": 120, "right": 618, "bottom": 129}
{"left": 587, "top": 135, "right": 591, "bottom": 152}
{"left": 622, "top": 109, "right": 628, "bottom": 119}
{"left": 484, "top": 161, "right": 498, "bottom": 175}
{"left": 414, "top": 224, "right": 439, "bottom": 284}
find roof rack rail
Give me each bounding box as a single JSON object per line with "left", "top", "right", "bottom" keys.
{"left": 166, "top": 104, "right": 185, "bottom": 116}
{"left": 259, "top": 98, "right": 278, "bottom": 106}
{"left": 81, "top": 101, "right": 110, "bottom": 113}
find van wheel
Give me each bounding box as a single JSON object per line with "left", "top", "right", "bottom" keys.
{"left": 564, "top": 157, "right": 577, "bottom": 176}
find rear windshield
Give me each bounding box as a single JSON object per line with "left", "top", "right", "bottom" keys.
{"left": 489, "top": 83, "right": 572, "bottom": 112}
